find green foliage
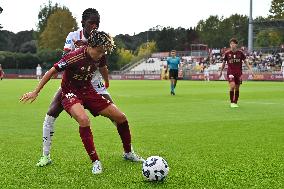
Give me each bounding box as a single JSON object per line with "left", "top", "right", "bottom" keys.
{"left": 136, "top": 41, "right": 157, "bottom": 59}
{"left": 269, "top": 0, "right": 284, "bottom": 19}
{"left": 0, "top": 49, "right": 62, "bottom": 69}
{"left": 115, "top": 27, "right": 199, "bottom": 52}
{"left": 196, "top": 16, "right": 221, "bottom": 48}
{"left": 19, "top": 40, "right": 37, "bottom": 53}
{"left": 156, "top": 27, "right": 178, "bottom": 51}
{"left": 1, "top": 80, "right": 284, "bottom": 188}
{"left": 37, "top": 1, "right": 60, "bottom": 37}
{"left": 256, "top": 31, "right": 270, "bottom": 47}
{"left": 116, "top": 48, "right": 134, "bottom": 69}
{"left": 0, "top": 30, "right": 37, "bottom": 53}
{"left": 13, "top": 31, "right": 37, "bottom": 52}
{"left": 39, "top": 8, "right": 78, "bottom": 50}
{"left": 256, "top": 30, "right": 283, "bottom": 47}
{"left": 0, "top": 30, "right": 15, "bottom": 51}
{"left": 107, "top": 49, "right": 120, "bottom": 71}
{"left": 0, "top": 51, "right": 16, "bottom": 68}
{"left": 37, "top": 48, "right": 62, "bottom": 68}
{"left": 0, "top": 51, "right": 40, "bottom": 69}
{"left": 197, "top": 14, "right": 248, "bottom": 48}
{"left": 268, "top": 31, "right": 283, "bottom": 46}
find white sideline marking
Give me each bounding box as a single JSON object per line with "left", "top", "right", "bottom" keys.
{"left": 242, "top": 101, "right": 281, "bottom": 105}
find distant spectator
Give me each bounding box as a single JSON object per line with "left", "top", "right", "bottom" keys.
{"left": 36, "top": 64, "right": 42, "bottom": 81}
{"left": 203, "top": 65, "right": 210, "bottom": 81}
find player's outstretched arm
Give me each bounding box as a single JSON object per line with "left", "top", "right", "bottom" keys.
{"left": 99, "top": 66, "right": 109, "bottom": 88}
{"left": 20, "top": 67, "right": 58, "bottom": 103}
{"left": 244, "top": 60, "right": 254, "bottom": 76}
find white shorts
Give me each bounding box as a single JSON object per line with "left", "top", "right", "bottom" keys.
{"left": 92, "top": 80, "right": 109, "bottom": 95}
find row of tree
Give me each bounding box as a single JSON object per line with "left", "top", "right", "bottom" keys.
{"left": 0, "top": 0, "right": 283, "bottom": 71}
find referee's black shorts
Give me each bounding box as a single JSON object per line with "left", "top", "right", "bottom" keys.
{"left": 169, "top": 69, "right": 178, "bottom": 80}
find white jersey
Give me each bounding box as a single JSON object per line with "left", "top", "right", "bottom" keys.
{"left": 64, "top": 29, "right": 109, "bottom": 94}
{"left": 36, "top": 66, "right": 42, "bottom": 75}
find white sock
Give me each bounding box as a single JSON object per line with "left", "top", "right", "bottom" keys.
{"left": 42, "top": 114, "right": 56, "bottom": 156}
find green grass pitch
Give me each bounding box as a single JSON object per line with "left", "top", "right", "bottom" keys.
{"left": 0, "top": 79, "right": 283, "bottom": 188}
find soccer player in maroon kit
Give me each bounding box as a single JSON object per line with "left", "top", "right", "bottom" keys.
{"left": 20, "top": 30, "right": 144, "bottom": 175}
{"left": 0, "top": 64, "right": 4, "bottom": 80}
{"left": 219, "top": 38, "right": 253, "bottom": 108}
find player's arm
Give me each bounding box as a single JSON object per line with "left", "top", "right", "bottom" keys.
{"left": 20, "top": 67, "right": 58, "bottom": 103}
{"left": 165, "top": 60, "right": 169, "bottom": 73}
{"left": 99, "top": 65, "right": 109, "bottom": 88}
{"left": 218, "top": 61, "right": 225, "bottom": 78}
{"left": 244, "top": 59, "right": 253, "bottom": 75}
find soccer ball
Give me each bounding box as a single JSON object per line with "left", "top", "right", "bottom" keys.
{"left": 142, "top": 156, "right": 169, "bottom": 181}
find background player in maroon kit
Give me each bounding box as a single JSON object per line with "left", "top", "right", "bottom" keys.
{"left": 0, "top": 64, "right": 4, "bottom": 80}
{"left": 219, "top": 38, "right": 253, "bottom": 108}
{"left": 20, "top": 30, "right": 144, "bottom": 175}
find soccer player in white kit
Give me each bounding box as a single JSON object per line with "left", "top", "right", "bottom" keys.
{"left": 36, "top": 8, "right": 143, "bottom": 167}
{"left": 36, "top": 64, "right": 42, "bottom": 81}
{"left": 203, "top": 65, "right": 210, "bottom": 81}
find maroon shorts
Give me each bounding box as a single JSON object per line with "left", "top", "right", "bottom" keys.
{"left": 227, "top": 74, "right": 242, "bottom": 85}
{"left": 62, "top": 88, "right": 111, "bottom": 117}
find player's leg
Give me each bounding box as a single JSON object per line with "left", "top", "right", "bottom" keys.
{"left": 169, "top": 70, "right": 174, "bottom": 95}
{"left": 170, "top": 79, "right": 175, "bottom": 95}
{"left": 229, "top": 80, "right": 237, "bottom": 108}
{"left": 234, "top": 84, "right": 240, "bottom": 104}
{"left": 37, "top": 88, "right": 64, "bottom": 167}
{"left": 173, "top": 70, "right": 178, "bottom": 88}
{"left": 98, "top": 104, "right": 144, "bottom": 162}
{"left": 69, "top": 103, "right": 102, "bottom": 174}
{"left": 232, "top": 76, "right": 241, "bottom": 106}
{"left": 102, "top": 94, "right": 114, "bottom": 104}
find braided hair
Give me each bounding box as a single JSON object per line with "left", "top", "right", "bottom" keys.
{"left": 82, "top": 8, "right": 100, "bottom": 28}
{"left": 88, "top": 30, "right": 116, "bottom": 54}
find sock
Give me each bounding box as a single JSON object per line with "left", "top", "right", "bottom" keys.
{"left": 174, "top": 81, "right": 177, "bottom": 88}
{"left": 79, "top": 127, "right": 99, "bottom": 162}
{"left": 42, "top": 115, "right": 56, "bottom": 156}
{"left": 230, "top": 91, "right": 234, "bottom": 103}
{"left": 171, "top": 83, "right": 174, "bottom": 92}
{"left": 234, "top": 90, "right": 239, "bottom": 103}
{"left": 116, "top": 121, "right": 132, "bottom": 153}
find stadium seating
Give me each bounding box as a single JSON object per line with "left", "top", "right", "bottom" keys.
{"left": 130, "top": 58, "right": 166, "bottom": 73}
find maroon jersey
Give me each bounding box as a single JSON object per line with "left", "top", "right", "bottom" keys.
{"left": 53, "top": 46, "right": 106, "bottom": 93}
{"left": 223, "top": 50, "right": 246, "bottom": 76}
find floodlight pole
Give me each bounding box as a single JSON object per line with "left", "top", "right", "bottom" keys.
{"left": 248, "top": 0, "right": 253, "bottom": 53}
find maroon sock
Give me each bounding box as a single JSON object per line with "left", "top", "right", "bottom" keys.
{"left": 116, "top": 121, "right": 132, "bottom": 153}
{"left": 234, "top": 90, "right": 239, "bottom": 103}
{"left": 230, "top": 91, "right": 234, "bottom": 103}
{"left": 79, "top": 126, "right": 99, "bottom": 162}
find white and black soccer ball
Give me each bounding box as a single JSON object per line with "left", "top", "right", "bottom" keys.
{"left": 142, "top": 156, "right": 169, "bottom": 181}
